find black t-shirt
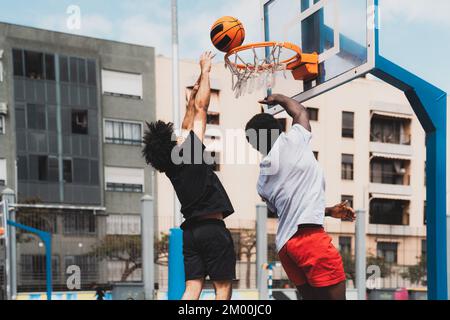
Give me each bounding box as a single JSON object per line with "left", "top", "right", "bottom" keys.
{"left": 165, "top": 131, "right": 234, "bottom": 224}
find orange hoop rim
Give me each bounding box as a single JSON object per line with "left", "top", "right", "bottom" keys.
{"left": 224, "top": 41, "right": 303, "bottom": 71}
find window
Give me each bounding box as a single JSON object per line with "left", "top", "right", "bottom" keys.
{"left": 342, "top": 111, "right": 354, "bottom": 138}
{"left": 38, "top": 156, "right": 48, "bottom": 181}
{"left": 72, "top": 110, "right": 88, "bottom": 135}
{"left": 307, "top": 108, "right": 319, "bottom": 121}
{"left": 63, "top": 212, "right": 97, "bottom": 235}
{"left": 102, "top": 70, "right": 143, "bottom": 99}
{"left": 44, "top": 54, "right": 55, "bottom": 80}
{"left": 27, "top": 104, "right": 46, "bottom": 130}
{"left": 87, "top": 60, "right": 97, "bottom": 86}
{"left": 377, "top": 242, "right": 398, "bottom": 264}
{"left": 20, "top": 255, "right": 60, "bottom": 281}
{"left": 371, "top": 158, "right": 409, "bottom": 185}
{"left": 106, "top": 183, "right": 143, "bottom": 193}
{"left": 204, "top": 151, "right": 221, "bottom": 172}
{"left": 59, "top": 56, "right": 69, "bottom": 82}
{"left": 339, "top": 237, "right": 352, "bottom": 255}
{"left": 207, "top": 112, "right": 220, "bottom": 125}
{"left": 341, "top": 154, "right": 354, "bottom": 180}
{"left": 13, "top": 49, "right": 24, "bottom": 76}
{"left": 64, "top": 255, "right": 98, "bottom": 278}
{"left": 0, "top": 159, "right": 6, "bottom": 186}
{"left": 370, "top": 199, "right": 409, "bottom": 226}
{"left": 47, "top": 157, "right": 59, "bottom": 182}
{"left": 73, "top": 158, "right": 90, "bottom": 184}
{"left": 370, "top": 114, "right": 411, "bottom": 145}
{"left": 63, "top": 159, "right": 73, "bottom": 183}
{"left": 0, "top": 115, "right": 4, "bottom": 134}
{"left": 341, "top": 195, "right": 354, "bottom": 209}
{"left": 105, "top": 167, "right": 145, "bottom": 193}
{"left": 105, "top": 120, "right": 142, "bottom": 145}
{"left": 24, "top": 51, "right": 44, "bottom": 80}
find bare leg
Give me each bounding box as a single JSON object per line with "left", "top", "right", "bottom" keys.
{"left": 213, "top": 281, "right": 233, "bottom": 300}
{"left": 182, "top": 279, "right": 204, "bottom": 300}
{"left": 314, "top": 281, "right": 347, "bottom": 300}
{"left": 296, "top": 284, "right": 316, "bottom": 300}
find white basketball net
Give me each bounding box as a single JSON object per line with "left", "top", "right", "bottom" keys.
{"left": 225, "top": 43, "right": 290, "bottom": 98}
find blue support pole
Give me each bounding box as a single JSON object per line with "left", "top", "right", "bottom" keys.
{"left": 7, "top": 220, "right": 53, "bottom": 301}
{"left": 168, "top": 228, "right": 185, "bottom": 300}
{"left": 371, "top": 1, "right": 447, "bottom": 298}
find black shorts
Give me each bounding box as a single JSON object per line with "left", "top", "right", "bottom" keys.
{"left": 182, "top": 219, "right": 236, "bottom": 281}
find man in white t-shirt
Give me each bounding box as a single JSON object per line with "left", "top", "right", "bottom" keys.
{"left": 245, "top": 93, "right": 356, "bottom": 300}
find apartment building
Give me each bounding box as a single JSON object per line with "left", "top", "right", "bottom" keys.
{"left": 0, "top": 22, "right": 156, "bottom": 292}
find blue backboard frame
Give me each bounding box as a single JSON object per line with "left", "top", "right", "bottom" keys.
{"left": 262, "top": 0, "right": 448, "bottom": 300}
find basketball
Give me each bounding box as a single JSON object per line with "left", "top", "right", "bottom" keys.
{"left": 210, "top": 16, "right": 245, "bottom": 53}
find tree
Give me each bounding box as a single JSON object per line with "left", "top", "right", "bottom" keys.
{"left": 90, "top": 232, "right": 169, "bottom": 282}
{"left": 400, "top": 255, "right": 427, "bottom": 286}
{"left": 340, "top": 251, "right": 393, "bottom": 285}
{"left": 236, "top": 229, "right": 256, "bottom": 288}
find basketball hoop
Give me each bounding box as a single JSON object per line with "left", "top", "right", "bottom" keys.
{"left": 224, "top": 42, "right": 319, "bottom": 97}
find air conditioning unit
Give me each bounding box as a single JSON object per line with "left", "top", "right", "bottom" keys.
{"left": 0, "top": 103, "right": 7, "bottom": 115}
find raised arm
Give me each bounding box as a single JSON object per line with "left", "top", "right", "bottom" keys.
{"left": 181, "top": 77, "right": 200, "bottom": 132}
{"left": 192, "top": 51, "right": 213, "bottom": 142}
{"left": 259, "top": 94, "right": 311, "bottom": 132}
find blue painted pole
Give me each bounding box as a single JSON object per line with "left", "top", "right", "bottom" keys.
{"left": 42, "top": 233, "right": 52, "bottom": 301}
{"left": 168, "top": 228, "right": 185, "bottom": 300}
{"left": 7, "top": 221, "right": 53, "bottom": 300}
{"left": 424, "top": 97, "right": 448, "bottom": 300}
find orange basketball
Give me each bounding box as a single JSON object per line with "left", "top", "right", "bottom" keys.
{"left": 210, "top": 16, "right": 245, "bottom": 53}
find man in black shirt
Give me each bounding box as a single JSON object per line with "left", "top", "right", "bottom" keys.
{"left": 143, "top": 52, "right": 235, "bottom": 300}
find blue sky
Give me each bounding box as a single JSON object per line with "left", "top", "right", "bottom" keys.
{"left": 0, "top": 0, "right": 449, "bottom": 92}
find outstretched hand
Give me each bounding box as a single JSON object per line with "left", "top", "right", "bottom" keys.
{"left": 259, "top": 94, "right": 288, "bottom": 106}
{"left": 328, "top": 201, "right": 356, "bottom": 222}
{"left": 200, "top": 51, "right": 215, "bottom": 74}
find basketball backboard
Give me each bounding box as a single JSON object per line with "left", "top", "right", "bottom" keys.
{"left": 262, "top": 0, "right": 376, "bottom": 114}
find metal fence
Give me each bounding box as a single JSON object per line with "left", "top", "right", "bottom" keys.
{"left": 1, "top": 207, "right": 428, "bottom": 298}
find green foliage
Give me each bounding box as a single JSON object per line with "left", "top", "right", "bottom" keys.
{"left": 340, "top": 251, "right": 393, "bottom": 283}
{"left": 90, "top": 232, "right": 169, "bottom": 281}
{"left": 400, "top": 255, "right": 427, "bottom": 286}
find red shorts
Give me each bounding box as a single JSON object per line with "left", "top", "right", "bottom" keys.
{"left": 279, "top": 227, "right": 346, "bottom": 288}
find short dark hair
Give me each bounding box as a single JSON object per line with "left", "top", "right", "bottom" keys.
{"left": 245, "top": 113, "right": 283, "bottom": 154}
{"left": 142, "top": 121, "right": 177, "bottom": 173}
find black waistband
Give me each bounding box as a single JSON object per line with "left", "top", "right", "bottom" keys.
{"left": 181, "top": 218, "right": 225, "bottom": 231}
{"left": 298, "top": 224, "right": 323, "bottom": 230}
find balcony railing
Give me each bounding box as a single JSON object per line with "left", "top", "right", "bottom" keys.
{"left": 370, "top": 132, "right": 411, "bottom": 145}
{"left": 370, "top": 171, "right": 410, "bottom": 186}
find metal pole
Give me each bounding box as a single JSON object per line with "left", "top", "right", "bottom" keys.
{"left": 256, "top": 203, "right": 268, "bottom": 300}
{"left": 171, "top": 0, "right": 182, "bottom": 228}
{"left": 355, "top": 210, "right": 366, "bottom": 300}
{"left": 141, "top": 195, "right": 155, "bottom": 300}
{"left": 1, "top": 198, "right": 11, "bottom": 300}
{"left": 2, "top": 188, "right": 16, "bottom": 300}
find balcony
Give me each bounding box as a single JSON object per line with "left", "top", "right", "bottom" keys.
{"left": 370, "top": 112, "right": 413, "bottom": 156}
{"left": 369, "top": 157, "right": 412, "bottom": 196}
{"left": 369, "top": 198, "right": 410, "bottom": 226}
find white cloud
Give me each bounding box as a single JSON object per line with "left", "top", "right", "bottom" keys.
{"left": 381, "top": 0, "right": 450, "bottom": 27}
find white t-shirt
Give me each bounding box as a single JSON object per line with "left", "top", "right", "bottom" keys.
{"left": 257, "top": 124, "right": 326, "bottom": 253}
